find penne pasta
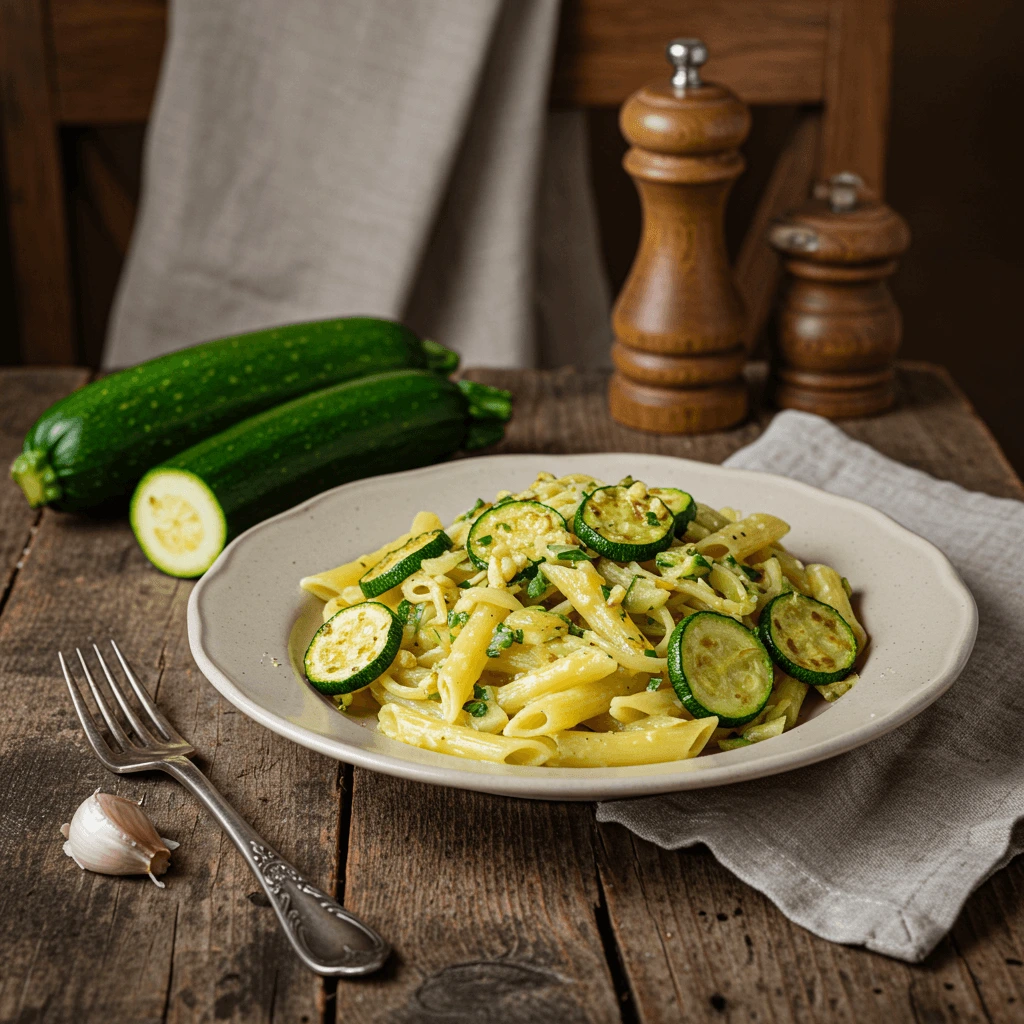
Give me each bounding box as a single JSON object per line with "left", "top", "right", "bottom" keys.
{"left": 298, "top": 470, "right": 868, "bottom": 769}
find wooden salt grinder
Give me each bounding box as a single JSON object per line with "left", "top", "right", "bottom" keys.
{"left": 769, "top": 173, "right": 912, "bottom": 418}
{"left": 609, "top": 39, "right": 751, "bottom": 434}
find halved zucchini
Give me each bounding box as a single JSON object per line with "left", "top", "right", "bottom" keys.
{"left": 667, "top": 611, "right": 774, "bottom": 727}
{"left": 359, "top": 529, "right": 452, "bottom": 598}
{"left": 655, "top": 546, "right": 711, "bottom": 581}
{"left": 304, "top": 602, "right": 402, "bottom": 695}
{"left": 130, "top": 469, "right": 228, "bottom": 578}
{"left": 467, "top": 500, "right": 569, "bottom": 571}
{"left": 758, "top": 591, "right": 857, "bottom": 685}
{"left": 574, "top": 483, "right": 674, "bottom": 562}
{"left": 649, "top": 487, "right": 696, "bottom": 536}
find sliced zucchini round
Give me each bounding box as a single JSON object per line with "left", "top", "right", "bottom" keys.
{"left": 467, "top": 500, "right": 570, "bottom": 571}
{"left": 304, "top": 602, "right": 402, "bottom": 695}
{"left": 130, "top": 468, "right": 228, "bottom": 578}
{"left": 574, "top": 484, "right": 674, "bottom": 562}
{"left": 359, "top": 529, "right": 452, "bottom": 598}
{"left": 667, "top": 611, "right": 773, "bottom": 727}
{"left": 758, "top": 592, "right": 857, "bottom": 685}
{"left": 649, "top": 487, "right": 696, "bottom": 536}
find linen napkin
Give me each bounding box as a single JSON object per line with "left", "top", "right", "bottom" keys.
{"left": 599, "top": 410, "right": 1024, "bottom": 962}
{"left": 104, "top": 0, "right": 611, "bottom": 370}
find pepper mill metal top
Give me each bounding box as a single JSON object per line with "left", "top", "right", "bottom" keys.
{"left": 667, "top": 38, "right": 708, "bottom": 90}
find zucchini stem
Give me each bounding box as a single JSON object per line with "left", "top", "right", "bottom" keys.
{"left": 457, "top": 380, "right": 513, "bottom": 422}
{"left": 10, "top": 450, "right": 61, "bottom": 507}
{"left": 422, "top": 338, "right": 461, "bottom": 376}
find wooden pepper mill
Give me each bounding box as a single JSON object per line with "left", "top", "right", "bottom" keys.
{"left": 769, "top": 172, "right": 912, "bottom": 417}
{"left": 609, "top": 38, "right": 752, "bottom": 434}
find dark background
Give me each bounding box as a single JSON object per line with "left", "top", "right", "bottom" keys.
{"left": 2, "top": 0, "right": 1022, "bottom": 472}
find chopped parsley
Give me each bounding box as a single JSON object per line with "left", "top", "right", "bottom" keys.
{"left": 600, "top": 585, "right": 612, "bottom": 600}
{"left": 478, "top": 535, "right": 493, "bottom": 545}
{"left": 498, "top": 522, "right": 513, "bottom": 533}
{"left": 644, "top": 649, "right": 659, "bottom": 658}
{"left": 448, "top": 610, "right": 469, "bottom": 628}
{"left": 526, "top": 571, "right": 549, "bottom": 600}
{"left": 462, "top": 686, "right": 490, "bottom": 717}
{"left": 645, "top": 511, "right": 660, "bottom": 527}
{"left": 458, "top": 580, "right": 474, "bottom": 589}
{"left": 548, "top": 544, "right": 593, "bottom": 563}
{"left": 427, "top": 692, "right": 442, "bottom": 702}
{"left": 486, "top": 621, "right": 524, "bottom": 658}
{"left": 556, "top": 614, "right": 585, "bottom": 638}
{"left": 458, "top": 498, "right": 486, "bottom": 521}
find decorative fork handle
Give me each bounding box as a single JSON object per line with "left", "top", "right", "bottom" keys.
{"left": 163, "top": 756, "right": 388, "bottom": 976}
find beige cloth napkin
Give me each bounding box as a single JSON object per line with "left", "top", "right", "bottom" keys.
{"left": 599, "top": 411, "right": 1024, "bottom": 962}
{"left": 105, "top": 0, "right": 611, "bottom": 369}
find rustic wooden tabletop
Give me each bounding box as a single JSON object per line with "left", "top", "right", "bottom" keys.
{"left": 1, "top": 363, "right": 1022, "bottom": 1024}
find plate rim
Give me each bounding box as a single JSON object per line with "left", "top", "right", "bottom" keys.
{"left": 187, "top": 451, "right": 978, "bottom": 801}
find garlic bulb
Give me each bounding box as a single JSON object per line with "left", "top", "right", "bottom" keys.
{"left": 61, "top": 789, "right": 179, "bottom": 887}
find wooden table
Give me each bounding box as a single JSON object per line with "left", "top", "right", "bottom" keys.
{"left": 2, "top": 363, "right": 1022, "bottom": 1024}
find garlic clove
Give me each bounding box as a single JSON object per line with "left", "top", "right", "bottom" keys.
{"left": 61, "top": 789, "right": 176, "bottom": 887}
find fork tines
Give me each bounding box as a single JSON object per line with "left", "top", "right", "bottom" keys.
{"left": 60, "top": 641, "right": 192, "bottom": 769}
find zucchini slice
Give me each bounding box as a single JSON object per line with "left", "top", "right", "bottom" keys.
{"left": 649, "top": 487, "right": 696, "bottom": 536}
{"left": 574, "top": 484, "right": 674, "bottom": 562}
{"left": 467, "top": 500, "right": 570, "bottom": 572}
{"left": 655, "top": 546, "right": 711, "bottom": 580}
{"left": 623, "top": 575, "right": 669, "bottom": 614}
{"left": 130, "top": 469, "right": 228, "bottom": 578}
{"left": 667, "top": 611, "right": 774, "bottom": 727}
{"left": 758, "top": 592, "right": 857, "bottom": 685}
{"left": 304, "top": 602, "right": 402, "bottom": 695}
{"left": 359, "top": 529, "right": 452, "bottom": 598}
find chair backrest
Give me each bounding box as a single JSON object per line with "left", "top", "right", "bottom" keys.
{"left": 0, "top": 0, "right": 891, "bottom": 364}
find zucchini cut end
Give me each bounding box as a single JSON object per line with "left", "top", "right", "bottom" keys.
{"left": 131, "top": 469, "right": 227, "bottom": 578}
{"left": 10, "top": 449, "right": 61, "bottom": 507}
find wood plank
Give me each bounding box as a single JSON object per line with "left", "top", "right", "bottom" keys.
{"left": 0, "top": 373, "right": 342, "bottom": 1021}
{"left": 551, "top": 0, "right": 830, "bottom": 108}
{"left": 0, "top": 0, "right": 77, "bottom": 363}
{"left": 0, "top": 368, "right": 88, "bottom": 601}
{"left": 336, "top": 772, "right": 621, "bottom": 1023}
{"left": 49, "top": 0, "right": 165, "bottom": 124}
{"left": 735, "top": 111, "right": 821, "bottom": 353}
{"left": 595, "top": 823, "right": 991, "bottom": 1024}
{"left": 820, "top": 0, "right": 893, "bottom": 193}
{"left": 80, "top": 131, "right": 137, "bottom": 253}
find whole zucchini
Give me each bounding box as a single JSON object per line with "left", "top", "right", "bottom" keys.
{"left": 130, "top": 370, "right": 512, "bottom": 577}
{"left": 11, "top": 317, "right": 459, "bottom": 512}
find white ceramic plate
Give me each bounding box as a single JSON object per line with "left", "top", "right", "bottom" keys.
{"left": 187, "top": 453, "right": 977, "bottom": 801}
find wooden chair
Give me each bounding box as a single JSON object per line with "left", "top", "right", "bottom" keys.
{"left": 0, "top": 0, "right": 891, "bottom": 365}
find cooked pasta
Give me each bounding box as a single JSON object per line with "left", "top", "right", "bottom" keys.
{"left": 299, "top": 471, "right": 868, "bottom": 767}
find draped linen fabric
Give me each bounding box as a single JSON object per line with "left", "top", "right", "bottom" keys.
{"left": 105, "top": 0, "right": 611, "bottom": 369}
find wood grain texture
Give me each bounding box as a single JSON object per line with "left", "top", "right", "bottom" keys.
{"left": 821, "top": 0, "right": 893, "bottom": 192}
{"left": 2, "top": 365, "right": 1022, "bottom": 1024}
{"left": 49, "top": 0, "right": 165, "bottom": 124}
{"left": 551, "top": 0, "right": 831, "bottom": 107}
{"left": 0, "top": 371, "right": 341, "bottom": 1022}
{"left": 735, "top": 111, "right": 821, "bottom": 353}
{"left": 0, "top": 0, "right": 76, "bottom": 364}
{"left": 335, "top": 773, "right": 619, "bottom": 1023}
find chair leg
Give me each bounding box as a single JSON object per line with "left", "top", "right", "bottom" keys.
{"left": 0, "top": 0, "right": 76, "bottom": 364}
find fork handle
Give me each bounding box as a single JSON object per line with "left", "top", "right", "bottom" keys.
{"left": 163, "top": 756, "right": 389, "bottom": 976}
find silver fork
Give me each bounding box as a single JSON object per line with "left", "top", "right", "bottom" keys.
{"left": 60, "top": 640, "right": 389, "bottom": 977}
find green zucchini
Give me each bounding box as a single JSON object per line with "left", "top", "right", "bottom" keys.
{"left": 758, "top": 591, "right": 857, "bottom": 685}
{"left": 648, "top": 487, "right": 696, "bottom": 536}
{"left": 304, "top": 602, "right": 402, "bottom": 694}
{"left": 667, "top": 611, "right": 774, "bottom": 727}
{"left": 574, "top": 483, "right": 674, "bottom": 562}
{"left": 359, "top": 530, "right": 452, "bottom": 598}
{"left": 655, "top": 546, "right": 711, "bottom": 580}
{"left": 11, "top": 317, "right": 459, "bottom": 512}
{"left": 466, "top": 500, "right": 570, "bottom": 572}
{"left": 130, "top": 370, "right": 511, "bottom": 577}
